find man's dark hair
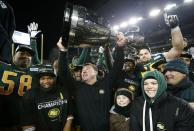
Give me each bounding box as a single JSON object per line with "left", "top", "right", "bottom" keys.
{"left": 137, "top": 44, "right": 151, "bottom": 54}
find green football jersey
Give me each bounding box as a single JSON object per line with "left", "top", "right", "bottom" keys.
{"left": 0, "top": 61, "right": 38, "bottom": 96}
{"left": 141, "top": 53, "right": 166, "bottom": 76}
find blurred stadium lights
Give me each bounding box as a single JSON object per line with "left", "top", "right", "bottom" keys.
{"left": 184, "top": 0, "right": 193, "bottom": 3}
{"left": 111, "top": 0, "right": 193, "bottom": 31}
{"left": 113, "top": 25, "right": 119, "bottom": 31}
{"left": 137, "top": 17, "right": 143, "bottom": 21}
{"left": 120, "top": 22, "right": 128, "bottom": 28}
{"left": 128, "top": 17, "right": 143, "bottom": 25}
{"left": 164, "top": 3, "right": 177, "bottom": 11}
{"left": 149, "top": 9, "right": 161, "bottom": 17}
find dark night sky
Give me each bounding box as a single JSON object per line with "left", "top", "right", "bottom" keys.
{"left": 7, "top": 0, "right": 194, "bottom": 59}
{"left": 9, "top": 0, "right": 66, "bottom": 59}
{"left": 8, "top": 0, "right": 110, "bottom": 59}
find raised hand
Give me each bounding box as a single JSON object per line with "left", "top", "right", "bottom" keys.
{"left": 27, "top": 22, "right": 41, "bottom": 38}
{"left": 164, "top": 12, "right": 179, "bottom": 28}
{"left": 116, "top": 32, "right": 127, "bottom": 47}
{"left": 57, "top": 37, "right": 68, "bottom": 52}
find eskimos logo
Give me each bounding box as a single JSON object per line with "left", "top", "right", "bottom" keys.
{"left": 48, "top": 108, "right": 60, "bottom": 118}
{"left": 157, "top": 122, "right": 166, "bottom": 131}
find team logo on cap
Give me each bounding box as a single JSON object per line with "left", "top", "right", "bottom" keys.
{"left": 48, "top": 108, "right": 60, "bottom": 118}
{"left": 156, "top": 122, "right": 166, "bottom": 131}
{"left": 128, "top": 85, "right": 136, "bottom": 92}
{"left": 99, "top": 89, "right": 105, "bottom": 94}
{"left": 39, "top": 67, "right": 53, "bottom": 72}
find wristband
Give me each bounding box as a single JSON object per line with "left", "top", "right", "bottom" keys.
{"left": 67, "top": 116, "right": 74, "bottom": 120}
{"left": 171, "top": 26, "right": 179, "bottom": 33}
{"left": 24, "top": 127, "right": 36, "bottom": 131}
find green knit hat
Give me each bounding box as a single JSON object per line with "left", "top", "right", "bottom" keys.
{"left": 141, "top": 70, "right": 167, "bottom": 104}
{"left": 164, "top": 59, "right": 189, "bottom": 75}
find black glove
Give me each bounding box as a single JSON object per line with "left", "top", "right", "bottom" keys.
{"left": 167, "top": 15, "right": 179, "bottom": 28}
{"left": 168, "top": 15, "right": 179, "bottom": 28}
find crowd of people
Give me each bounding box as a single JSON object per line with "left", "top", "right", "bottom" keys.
{"left": 1, "top": 0, "right": 194, "bottom": 131}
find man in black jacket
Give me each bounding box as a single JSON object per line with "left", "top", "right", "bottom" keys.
{"left": 57, "top": 32, "right": 127, "bottom": 131}
{"left": 0, "top": 0, "right": 15, "bottom": 63}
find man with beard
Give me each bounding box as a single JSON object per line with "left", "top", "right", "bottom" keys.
{"left": 13, "top": 45, "right": 34, "bottom": 68}
{"left": 0, "top": 22, "right": 41, "bottom": 130}
{"left": 0, "top": 45, "right": 38, "bottom": 131}
{"left": 138, "top": 15, "right": 186, "bottom": 76}
{"left": 116, "top": 56, "right": 142, "bottom": 97}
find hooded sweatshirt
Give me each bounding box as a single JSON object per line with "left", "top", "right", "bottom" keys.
{"left": 130, "top": 70, "right": 194, "bottom": 131}
{"left": 141, "top": 70, "right": 167, "bottom": 131}
{"left": 141, "top": 70, "right": 167, "bottom": 105}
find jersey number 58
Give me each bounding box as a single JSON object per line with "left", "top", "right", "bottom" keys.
{"left": 0, "top": 71, "right": 32, "bottom": 96}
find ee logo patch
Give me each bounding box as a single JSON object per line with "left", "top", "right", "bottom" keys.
{"left": 48, "top": 108, "right": 60, "bottom": 118}
{"left": 156, "top": 122, "right": 166, "bottom": 131}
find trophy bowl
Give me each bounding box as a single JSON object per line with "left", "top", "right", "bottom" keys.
{"left": 63, "top": 5, "right": 116, "bottom": 47}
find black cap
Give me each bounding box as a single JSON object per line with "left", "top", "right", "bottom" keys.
{"left": 152, "top": 59, "right": 166, "bottom": 69}
{"left": 73, "top": 65, "right": 83, "bottom": 71}
{"left": 124, "top": 56, "right": 135, "bottom": 64}
{"left": 15, "top": 45, "right": 35, "bottom": 56}
{"left": 115, "top": 88, "right": 134, "bottom": 101}
{"left": 37, "top": 65, "right": 56, "bottom": 77}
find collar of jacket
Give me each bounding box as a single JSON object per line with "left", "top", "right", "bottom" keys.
{"left": 167, "top": 77, "right": 192, "bottom": 94}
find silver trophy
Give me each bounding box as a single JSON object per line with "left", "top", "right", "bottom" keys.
{"left": 63, "top": 4, "right": 116, "bottom": 47}
{"left": 125, "top": 25, "right": 145, "bottom": 47}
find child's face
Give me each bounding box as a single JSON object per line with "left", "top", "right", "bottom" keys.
{"left": 116, "top": 95, "right": 130, "bottom": 107}
{"left": 144, "top": 78, "right": 158, "bottom": 98}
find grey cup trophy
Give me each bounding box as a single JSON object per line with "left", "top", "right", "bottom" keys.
{"left": 63, "top": 4, "right": 116, "bottom": 47}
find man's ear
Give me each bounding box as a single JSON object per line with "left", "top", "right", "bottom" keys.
{"left": 12, "top": 54, "right": 16, "bottom": 63}
{"left": 183, "top": 74, "right": 187, "bottom": 77}
{"left": 95, "top": 70, "right": 98, "bottom": 76}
